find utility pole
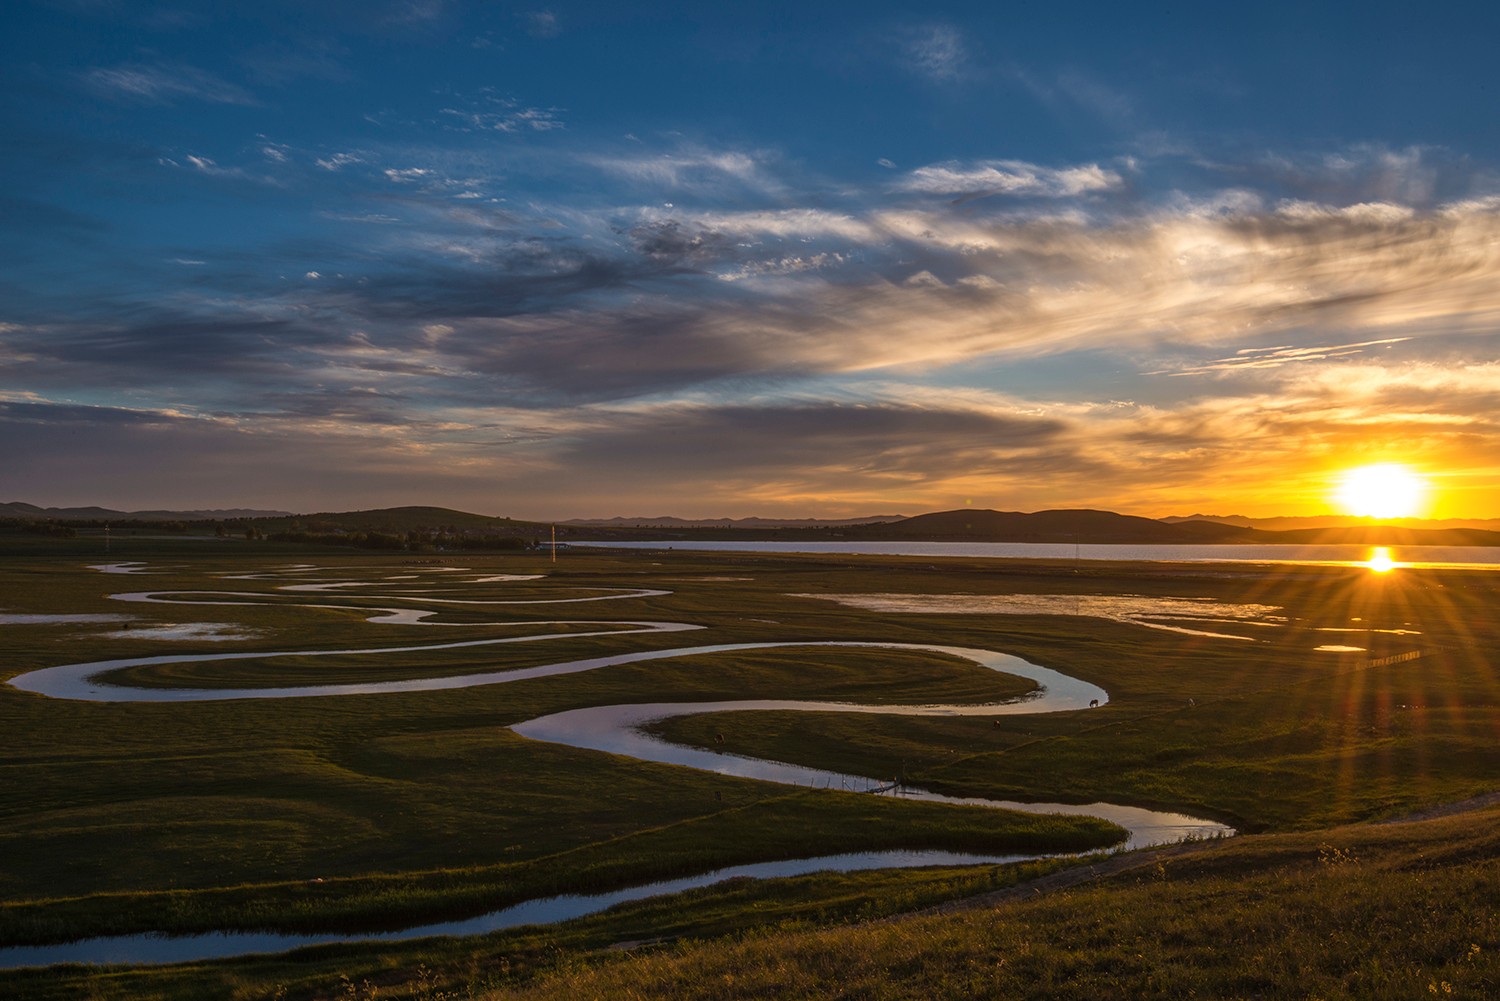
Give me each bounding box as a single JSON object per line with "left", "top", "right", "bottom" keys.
{"left": 550, "top": 524, "right": 556, "bottom": 564}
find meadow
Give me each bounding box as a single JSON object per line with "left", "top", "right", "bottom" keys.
{"left": 0, "top": 535, "right": 1497, "bottom": 998}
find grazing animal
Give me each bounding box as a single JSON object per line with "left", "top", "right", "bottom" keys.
{"left": 714, "top": 732, "right": 726, "bottom": 745}
{"left": 1187, "top": 698, "right": 1197, "bottom": 708}
{"left": 1088, "top": 698, "right": 1100, "bottom": 708}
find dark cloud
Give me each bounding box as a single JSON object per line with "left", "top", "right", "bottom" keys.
{"left": 0, "top": 399, "right": 491, "bottom": 513}
{"left": 626, "top": 221, "right": 737, "bottom": 264}
{"left": 564, "top": 403, "right": 1069, "bottom": 477}
{"left": 1, "top": 315, "right": 325, "bottom": 395}
{"left": 0, "top": 400, "right": 185, "bottom": 426}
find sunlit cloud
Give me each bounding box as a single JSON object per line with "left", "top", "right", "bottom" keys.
{"left": 897, "top": 159, "right": 1124, "bottom": 198}
{"left": 1149, "top": 338, "right": 1414, "bottom": 375}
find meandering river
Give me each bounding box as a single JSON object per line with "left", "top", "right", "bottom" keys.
{"left": 1, "top": 564, "right": 1233, "bottom": 969}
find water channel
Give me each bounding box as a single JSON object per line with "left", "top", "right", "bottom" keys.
{"left": 1, "top": 565, "right": 1235, "bottom": 968}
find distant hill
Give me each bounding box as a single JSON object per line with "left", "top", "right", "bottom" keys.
{"left": 8, "top": 502, "right": 1497, "bottom": 547}
{"left": 1164, "top": 513, "right": 1500, "bottom": 532}
{"left": 1241, "top": 525, "right": 1500, "bottom": 547}
{"left": 849, "top": 509, "right": 1500, "bottom": 547}
{"left": 849, "top": 509, "right": 1251, "bottom": 544}
{"left": 241, "top": 506, "right": 548, "bottom": 535}
{"left": 562, "top": 515, "right": 908, "bottom": 529}
{"left": 0, "top": 502, "right": 291, "bottom": 521}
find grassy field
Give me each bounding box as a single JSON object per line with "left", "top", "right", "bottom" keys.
{"left": 461, "top": 801, "right": 1500, "bottom": 1001}
{"left": 0, "top": 535, "right": 1496, "bottom": 998}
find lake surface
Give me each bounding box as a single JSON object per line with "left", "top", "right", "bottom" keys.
{"left": 572, "top": 540, "right": 1500, "bottom": 568}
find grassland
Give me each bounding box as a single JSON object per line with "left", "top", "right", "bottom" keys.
{"left": 0, "top": 535, "right": 1496, "bottom": 998}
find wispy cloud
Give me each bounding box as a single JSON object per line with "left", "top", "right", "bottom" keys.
{"left": 521, "top": 10, "right": 561, "bottom": 38}
{"left": 897, "top": 23, "right": 970, "bottom": 82}
{"left": 440, "top": 104, "right": 565, "bottom": 133}
{"left": 897, "top": 159, "right": 1125, "bottom": 199}
{"left": 1149, "top": 338, "right": 1414, "bottom": 376}
{"left": 586, "top": 147, "right": 781, "bottom": 194}
{"left": 316, "top": 152, "right": 365, "bottom": 171}
{"left": 1010, "top": 67, "right": 1136, "bottom": 125}
{"left": 157, "top": 154, "right": 281, "bottom": 186}
{"left": 83, "top": 63, "right": 258, "bottom": 106}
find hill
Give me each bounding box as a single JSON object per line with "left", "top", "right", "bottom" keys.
{"left": 1165, "top": 513, "right": 1500, "bottom": 532}
{"left": 853, "top": 508, "right": 1251, "bottom": 544}
{"left": 244, "top": 506, "right": 545, "bottom": 534}
{"left": 839, "top": 509, "right": 1500, "bottom": 547}
{"left": 6, "top": 502, "right": 1498, "bottom": 547}
{"left": 561, "top": 515, "right": 908, "bottom": 529}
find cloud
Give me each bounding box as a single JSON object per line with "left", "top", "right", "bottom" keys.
{"left": 1010, "top": 67, "right": 1135, "bottom": 125}
{"left": 630, "top": 207, "right": 876, "bottom": 243}
{"left": 898, "top": 23, "right": 969, "bottom": 82}
{"left": 10, "top": 130, "right": 1500, "bottom": 516}
{"left": 1202, "top": 144, "right": 1481, "bottom": 208}
{"left": 897, "top": 159, "right": 1125, "bottom": 198}
{"left": 384, "top": 167, "right": 435, "bottom": 183}
{"left": 1148, "top": 337, "right": 1413, "bottom": 375}
{"left": 2, "top": 314, "right": 320, "bottom": 389}
{"left": 521, "top": 10, "right": 561, "bottom": 38}
{"left": 83, "top": 63, "right": 258, "bottom": 105}
{"left": 316, "top": 152, "right": 365, "bottom": 171}
{"left": 157, "top": 154, "right": 280, "bottom": 186}
{"left": 586, "top": 147, "right": 781, "bottom": 195}
{"left": 441, "top": 104, "right": 565, "bottom": 133}
{"left": 157, "top": 178, "right": 1498, "bottom": 407}
{"left": 387, "top": 0, "right": 446, "bottom": 24}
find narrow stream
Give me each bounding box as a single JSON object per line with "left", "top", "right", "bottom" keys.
{"left": 0, "top": 567, "right": 1235, "bottom": 969}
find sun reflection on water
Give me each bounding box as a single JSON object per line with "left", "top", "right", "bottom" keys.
{"left": 1367, "top": 547, "right": 1396, "bottom": 573}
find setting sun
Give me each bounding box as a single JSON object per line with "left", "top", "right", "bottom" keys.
{"left": 1334, "top": 463, "right": 1427, "bottom": 519}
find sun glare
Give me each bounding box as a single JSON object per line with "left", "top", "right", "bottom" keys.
{"left": 1335, "top": 463, "right": 1426, "bottom": 519}
{"left": 1367, "top": 546, "right": 1396, "bottom": 573}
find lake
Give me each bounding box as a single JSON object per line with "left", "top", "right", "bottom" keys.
{"left": 571, "top": 540, "right": 1500, "bottom": 569}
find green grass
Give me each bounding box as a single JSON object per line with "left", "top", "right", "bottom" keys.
{"left": 0, "top": 540, "right": 1497, "bottom": 997}
{"left": 461, "top": 804, "right": 1500, "bottom": 1001}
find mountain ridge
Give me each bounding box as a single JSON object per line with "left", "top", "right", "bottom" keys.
{"left": 5, "top": 503, "right": 1498, "bottom": 546}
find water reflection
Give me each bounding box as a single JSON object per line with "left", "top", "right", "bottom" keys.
{"left": 0, "top": 850, "right": 1040, "bottom": 970}
{"left": 0, "top": 563, "right": 1237, "bottom": 970}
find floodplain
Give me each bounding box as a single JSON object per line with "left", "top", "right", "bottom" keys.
{"left": 1, "top": 537, "right": 1497, "bottom": 998}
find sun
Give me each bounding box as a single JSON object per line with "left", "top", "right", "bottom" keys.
{"left": 1334, "top": 463, "right": 1426, "bottom": 519}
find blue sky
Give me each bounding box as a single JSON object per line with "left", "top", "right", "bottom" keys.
{"left": 4, "top": 1, "right": 1499, "bottom": 518}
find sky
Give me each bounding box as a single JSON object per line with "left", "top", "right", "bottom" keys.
{"left": 3, "top": 1, "right": 1499, "bottom": 520}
